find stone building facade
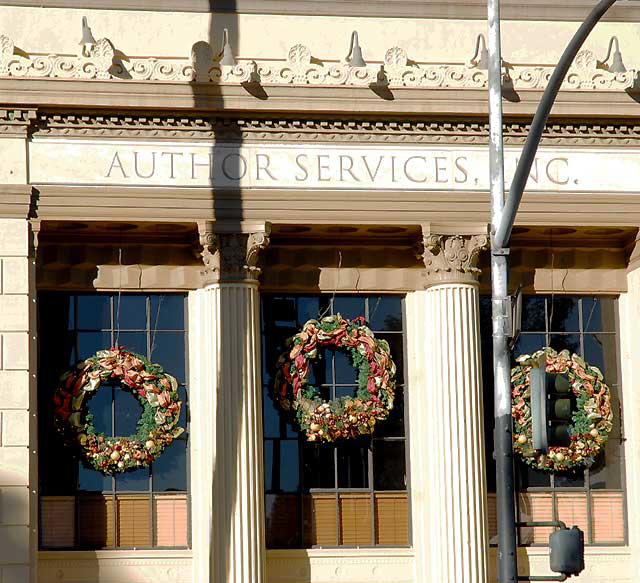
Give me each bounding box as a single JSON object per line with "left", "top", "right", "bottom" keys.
{"left": 0, "top": 2, "right": 639, "bottom": 583}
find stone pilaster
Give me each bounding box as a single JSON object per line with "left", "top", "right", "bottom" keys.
{"left": 189, "top": 224, "right": 270, "bottom": 583}
{"left": 407, "top": 232, "right": 489, "bottom": 583}
{"left": 0, "top": 219, "right": 37, "bottom": 583}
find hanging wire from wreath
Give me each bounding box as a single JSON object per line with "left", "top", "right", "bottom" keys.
{"left": 274, "top": 313, "right": 396, "bottom": 442}
{"left": 511, "top": 347, "right": 613, "bottom": 472}
{"left": 53, "top": 348, "right": 184, "bottom": 474}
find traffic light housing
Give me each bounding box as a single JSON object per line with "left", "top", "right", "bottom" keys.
{"left": 550, "top": 526, "right": 585, "bottom": 577}
{"left": 529, "top": 354, "right": 575, "bottom": 452}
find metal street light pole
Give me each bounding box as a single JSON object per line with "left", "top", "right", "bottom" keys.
{"left": 488, "top": 2, "right": 622, "bottom": 583}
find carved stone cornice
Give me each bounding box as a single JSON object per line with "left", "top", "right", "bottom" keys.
{"left": 30, "top": 113, "right": 640, "bottom": 147}
{"left": 0, "top": 32, "right": 634, "bottom": 93}
{"left": 197, "top": 222, "right": 271, "bottom": 285}
{"left": 418, "top": 233, "right": 489, "bottom": 287}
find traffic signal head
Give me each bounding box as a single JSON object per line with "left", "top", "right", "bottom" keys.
{"left": 549, "top": 526, "right": 585, "bottom": 577}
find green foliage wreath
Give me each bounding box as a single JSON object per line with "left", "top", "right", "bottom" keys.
{"left": 511, "top": 348, "right": 613, "bottom": 472}
{"left": 53, "top": 348, "right": 184, "bottom": 474}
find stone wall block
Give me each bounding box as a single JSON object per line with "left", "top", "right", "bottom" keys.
{"left": 2, "top": 410, "right": 29, "bottom": 447}
{"left": 0, "top": 296, "right": 29, "bottom": 332}
{"left": 0, "top": 526, "right": 30, "bottom": 563}
{"left": 0, "top": 220, "right": 28, "bottom": 257}
{"left": 0, "top": 447, "right": 29, "bottom": 486}
{"left": 2, "top": 333, "right": 29, "bottom": 371}
{"left": 1, "top": 565, "right": 30, "bottom": 583}
{"left": 1, "top": 257, "right": 29, "bottom": 295}
{"left": 0, "top": 485, "right": 29, "bottom": 525}
{"left": 0, "top": 371, "right": 29, "bottom": 409}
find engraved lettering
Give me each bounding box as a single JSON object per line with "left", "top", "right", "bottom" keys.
{"left": 318, "top": 155, "right": 331, "bottom": 182}
{"left": 530, "top": 158, "right": 539, "bottom": 184}
{"left": 295, "top": 154, "right": 309, "bottom": 181}
{"left": 404, "top": 156, "right": 428, "bottom": 183}
{"left": 361, "top": 156, "right": 384, "bottom": 181}
{"left": 435, "top": 156, "right": 448, "bottom": 183}
{"left": 454, "top": 156, "right": 468, "bottom": 183}
{"left": 191, "top": 152, "right": 213, "bottom": 180}
{"left": 391, "top": 156, "right": 399, "bottom": 183}
{"left": 546, "top": 158, "right": 569, "bottom": 185}
{"left": 106, "top": 151, "right": 128, "bottom": 179}
{"left": 133, "top": 151, "right": 156, "bottom": 179}
{"left": 339, "top": 155, "right": 359, "bottom": 182}
{"left": 161, "top": 152, "right": 184, "bottom": 179}
{"left": 222, "top": 153, "right": 248, "bottom": 181}
{"left": 256, "top": 153, "right": 277, "bottom": 181}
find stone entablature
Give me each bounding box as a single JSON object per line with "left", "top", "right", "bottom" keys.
{"left": 0, "top": 33, "right": 634, "bottom": 91}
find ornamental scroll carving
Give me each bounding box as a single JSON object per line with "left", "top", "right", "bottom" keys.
{"left": 418, "top": 234, "right": 489, "bottom": 287}
{"left": 197, "top": 222, "right": 271, "bottom": 285}
{"left": 0, "top": 34, "right": 634, "bottom": 91}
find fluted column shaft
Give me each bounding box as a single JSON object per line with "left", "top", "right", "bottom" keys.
{"left": 408, "top": 231, "right": 489, "bottom": 583}
{"left": 189, "top": 225, "right": 269, "bottom": 583}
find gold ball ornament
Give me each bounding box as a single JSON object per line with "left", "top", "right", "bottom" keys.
{"left": 517, "top": 434, "right": 527, "bottom": 444}
{"left": 309, "top": 423, "right": 321, "bottom": 432}
{"left": 145, "top": 440, "right": 155, "bottom": 450}
{"left": 590, "top": 428, "right": 599, "bottom": 437}
{"left": 555, "top": 453, "right": 565, "bottom": 462}
{"left": 110, "top": 450, "right": 121, "bottom": 461}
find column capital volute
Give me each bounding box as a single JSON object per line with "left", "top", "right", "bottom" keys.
{"left": 416, "top": 223, "right": 489, "bottom": 288}
{"left": 197, "top": 221, "right": 271, "bottom": 285}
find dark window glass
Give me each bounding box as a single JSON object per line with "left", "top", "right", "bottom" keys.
{"left": 262, "top": 295, "right": 408, "bottom": 548}
{"left": 38, "top": 293, "right": 189, "bottom": 550}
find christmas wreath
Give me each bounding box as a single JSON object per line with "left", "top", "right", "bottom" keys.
{"left": 511, "top": 347, "right": 613, "bottom": 472}
{"left": 274, "top": 314, "right": 396, "bottom": 442}
{"left": 53, "top": 348, "right": 184, "bottom": 474}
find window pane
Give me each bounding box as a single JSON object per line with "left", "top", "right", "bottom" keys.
{"left": 549, "top": 334, "right": 580, "bottom": 355}
{"left": 334, "top": 349, "right": 357, "bottom": 385}
{"left": 263, "top": 388, "right": 281, "bottom": 439}
{"left": 153, "top": 440, "right": 187, "bottom": 492}
{"left": 332, "top": 296, "right": 365, "bottom": 320}
{"left": 87, "top": 386, "right": 113, "bottom": 436}
{"left": 117, "top": 295, "right": 147, "bottom": 330}
{"left": 549, "top": 297, "right": 580, "bottom": 332}
{"left": 375, "top": 386, "right": 404, "bottom": 438}
{"left": 377, "top": 333, "right": 404, "bottom": 382}
{"left": 589, "top": 441, "right": 623, "bottom": 490}
{"left": 266, "top": 493, "right": 301, "bottom": 548}
{"left": 513, "top": 333, "right": 546, "bottom": 358}
{"left": 521, "top": 297, "right": 546, "bottom": 331}
{"left": 368, "top": 297, "right": 403, "bottom": 332}
{"left": 77, "top": 332, "right": 112, "bottom": 360}
{"left": 118, "top": 332, "right": 147, "bottom": 358}
{"left": 303, "top": 443, "right": 335, "bottom": 489}
{"left": 114, "top": 388, "right": 142, "bottom": 437}
{"left": 77, "top": 295, "right": 111, "bottom": 330}
{"left": 151, "top": 332, "right": 185, "bottom": 384}
{"left": 116, "top": 467, "right": 150, "bottom": 492}
{"left": 583, "top": 298, "right": 616, "bottom": 333}
{"left": 583, "top": 334, "right": 618, "bottom": 383}
{"left": 78, "top": 464, "right": 112, "bottom": 492}
{"left": 554, "top": 471, "right": 585, "bottom": 489}
{"left": 297, "top": 297, "right": 320, "bottom": 325}
{"left": 266, "top": 297, "right": 297, "bottom": 327}
{"left": 373, "top": 441, "right": 406, "bottom": 490}
{"left": 337, "top": 441, "right": 369, "bottom": 489}
{"left": 150, "top": 295, "right": 184, "bottom": 331}
{"left": 516, "top": 460, "right": 550, "bottom": 488}
{"left": 265, "top": 439, "right": 299, "bottom": 492}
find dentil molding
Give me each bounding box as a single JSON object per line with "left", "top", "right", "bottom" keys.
{"left": 0, "top": 33, "right": 635, "bottom": 92}
{"left": 24, "top": 112, "right": 640, "bottom": 147}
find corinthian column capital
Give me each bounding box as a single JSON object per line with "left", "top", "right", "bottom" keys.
{"left": 197, "top": 221, "right": 271, "bottom": 285}
{"left": 417, "top": 230, "right": 488, "bottom": 287}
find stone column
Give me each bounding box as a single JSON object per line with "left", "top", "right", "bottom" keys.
{"left": 407, "top": 231, "right": 489, "bottom": 583}
{"left": 189, "top": 223, "right": 270, "bottom": 583}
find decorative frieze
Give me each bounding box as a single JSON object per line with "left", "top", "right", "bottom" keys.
{"left": 0, "top": 33, "right": 634, "bottom": 91}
